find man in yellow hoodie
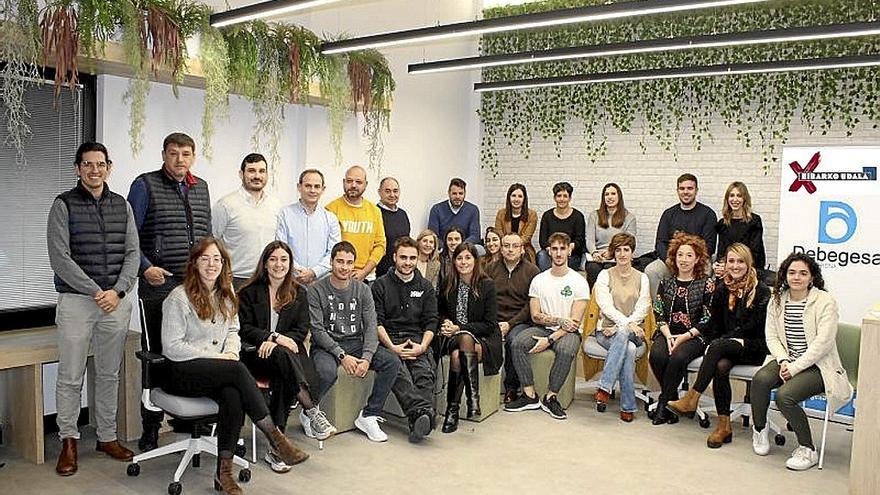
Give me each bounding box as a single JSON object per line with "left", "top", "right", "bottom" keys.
{"left": 326, "top": 166, "right": 386, "bottom": 281}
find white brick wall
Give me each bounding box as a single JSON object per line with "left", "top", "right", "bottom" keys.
{"left": 482, "top": 112, "right": 880, "bottom": 269}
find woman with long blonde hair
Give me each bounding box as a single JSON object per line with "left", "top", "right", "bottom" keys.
{"left": 669, "top": 243, "right": 770, "bottom": 447}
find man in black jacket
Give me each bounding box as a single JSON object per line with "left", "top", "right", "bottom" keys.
{"left": 127, "top": 132, "right": 212, "bottom": 451}
{"left": 372, "top": 237, "right": 438, "bottom": 443}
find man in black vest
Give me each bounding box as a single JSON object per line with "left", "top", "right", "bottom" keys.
{"left": 127, "top": 132, "right": 212, "bottom": 451}
{"left": 47, "top": 142, "right": 140, "bottom": 475}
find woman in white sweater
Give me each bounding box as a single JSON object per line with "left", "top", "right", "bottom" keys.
{"left": 749, "top": 252, "right": 853, "bottom": 471}
{"left": 592, "top": 232, "right": 651, "bottom": 422}
{"left": 161, "top": 238, "right": 308, "bottom": 493}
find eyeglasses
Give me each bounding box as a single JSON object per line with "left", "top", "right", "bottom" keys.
{"left": 198, "top": 255, "right": 224, "bottom": 265}
{"left": 79, "top": 161, "right": 109, "bottom": 170}
{"left": 502, "top": 243, "right": 523, "bottom": 249}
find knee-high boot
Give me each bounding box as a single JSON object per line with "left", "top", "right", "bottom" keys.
{"left": 461, "top": 351, "right": 481, "bottom": 418}
{"left": 442, "top": 368, "right": 464, "bottom": 433}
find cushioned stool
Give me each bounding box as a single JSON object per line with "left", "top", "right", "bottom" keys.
{"left": 320, "top": 366, "right": 376, "bottom": 433}
{"left": 431, "top": 356, "right": 501, "bottom": 422}
{"left": 529, "top": 349, "right": 577, "bottom": 408}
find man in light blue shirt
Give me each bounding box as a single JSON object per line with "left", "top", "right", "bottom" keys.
{"left": 277, "top": 169, "right": 341, "bottom": 284}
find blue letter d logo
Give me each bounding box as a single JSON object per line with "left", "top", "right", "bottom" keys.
{"left": 818, "top": 201, "right": 857, "bottom": 244}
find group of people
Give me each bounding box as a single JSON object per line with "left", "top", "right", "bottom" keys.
{"left": 47, "top": 132, "right": 853, "bottom": 495}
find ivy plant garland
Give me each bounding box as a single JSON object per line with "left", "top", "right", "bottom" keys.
{"left": 4, "top": 0, "right": 396, "bottom": 168}
{"left": 479, "top": 0, "right": 880, "bottom": 174}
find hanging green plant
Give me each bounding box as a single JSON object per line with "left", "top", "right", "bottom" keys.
{"left": 479, "top": 0, "right": 880, "bottom": 174}
{"left": 76, "top": 0, "right": 123, "bottom": 73}
{"left": 1, "top": 0, "right": 41, "bottom": 167}
{"left": 318, "top": 53, "right": 351, "bottom": 168}
{"left": 187, "top": 4, "right": 229, "bottom": 161}
{"left": 120, "top": 0, "right": 150, "bottom": 156}
{"left": 347, "top": 49, "right": 394, "bottom": 172}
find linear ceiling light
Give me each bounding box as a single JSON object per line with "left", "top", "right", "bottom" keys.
{"left": 410, "top": 21, "right": 880, "bottom": 74}
{"left": 321, "top": 0, "right": 771, "bottom": 54}
{"left": 473, "top": 54, "right": 880, "bottom": 92}
{"left": 210, "top": 0, "right": 345, "bottom": 28}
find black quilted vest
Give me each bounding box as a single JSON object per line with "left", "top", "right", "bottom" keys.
{"left": 54, "top": 182, "right": 130, "bottom": 293}
{"left": 137, "top": 170, "right": 211, "bottom": 277}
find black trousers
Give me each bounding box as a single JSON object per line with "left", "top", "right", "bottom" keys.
{"left": 648, "top": 335, "right": 706, "bottom": 406}
{"left": 164, "top": 359, "right": 269, "bottom": 453}
{"left": 242, "top": 346, "right": 314, "bottom": 429}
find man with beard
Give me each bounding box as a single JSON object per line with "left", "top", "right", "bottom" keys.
{"left": 428, "top": 177, "right": 481, "bottom": 246}
{"left": 213, "top": 153, "right": 283, "bottom": 288}
{"left": 644, "top": 173, "right": 717, "bottom": 297}
{"left": 371, "top": 237, "right": 437, "bottom": 442}
{"left": 325, "top": 166, "right": 386, "bottom": 281}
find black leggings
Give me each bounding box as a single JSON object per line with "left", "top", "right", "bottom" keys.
{"left": 164, "top": 359, "right": 269, "bottom": 453}
{"left": 691, "top": 339, "right": 751, "bottom": 415}
{"left": 649, "top": 335, "right": 706, "bottom": 406}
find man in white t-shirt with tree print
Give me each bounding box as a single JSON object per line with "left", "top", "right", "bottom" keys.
{"left": 505, "top": 232, "right": 590, "bottom": 420}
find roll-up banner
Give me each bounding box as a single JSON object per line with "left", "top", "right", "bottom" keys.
{"left": 778, "top": 146, "right": 880, "bottom": 324}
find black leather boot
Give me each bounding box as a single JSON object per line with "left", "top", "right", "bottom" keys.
{"left": 461, "top": 351, "right": 481, "bottom": 418}
{"left": 442, "top": 370, "right": 464, "bottom": 433}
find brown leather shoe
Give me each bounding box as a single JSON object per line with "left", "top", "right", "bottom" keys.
{"left": 668, "top": 389, "right": 701, "bottom": 418}
{"left": 595, "top": 389, "right": 610, "bottom": 412}
{"left": 620, "top": 411, "right": 635, "bottom": 423}
{"left": 96, "top": 440, "right": 134, "bottom": 461}
{"left": 56, "top": 438, "right": 78, "bottom": 476}
{"left": 269, "top": 428, "right": 309, "bottom": 466}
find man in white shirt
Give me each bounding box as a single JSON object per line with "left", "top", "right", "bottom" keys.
{"left": 505, "top": 232, "right": 590, "bottom": 420}
{"left": 212, "top": 153, "right": 282, "bottom": 287}
{"left": 276, "top": 169, "right": 341, "bottom": 285}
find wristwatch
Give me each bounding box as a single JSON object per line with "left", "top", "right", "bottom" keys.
{"left": 269, "top": 331, "right": 280, "bottom": 342}
{"left": 116, "top": 289, "right": 126, "bottom": 299}
{"left": 336, "top": 350, "right": 346, "bottom": 362}
{"left": 547, "top": 335, "right": 556, "bottom": 345}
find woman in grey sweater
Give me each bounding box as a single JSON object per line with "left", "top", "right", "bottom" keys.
{"left": 161, "top": 238, "right": 308, "bottom": 494}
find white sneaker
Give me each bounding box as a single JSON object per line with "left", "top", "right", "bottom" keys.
{"left": 354, "top": 410, "right": 388, "bottom": 442}
{"left": 786, "top": 446, "right": 818, "bottom": 471}
{"left": 263, "top": 451, "right": 292, "bottom": 473}
{"left": 299, "top": 408, "right": 316, "bottom": 439}
{"left": 305, "top": 407, "right": 337, "bottom": 441}
{"left": 752, "top": 426, "right": 770, "bottom": 456}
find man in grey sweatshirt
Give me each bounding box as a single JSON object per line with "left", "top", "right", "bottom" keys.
{"left": 47, "top": 142, "right": 140, "bottom": 476}
{"left": 308, "top": 241, "right": 401, "bottom": 442}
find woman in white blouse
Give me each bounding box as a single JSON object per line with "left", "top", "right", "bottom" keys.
{"left": 591, "top": 232, "right": 651, "bottom": 422}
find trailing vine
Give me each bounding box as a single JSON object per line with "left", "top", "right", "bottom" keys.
{"left": 319, "top": 54, "right": 351, "bottom": 168}
{"left": 1, "top": 0, "right": 41, "bottom": 167}
{"left": 348, "top": 49, "right": 394, "bottom": 172}
{"left": 479, "top": 0, "right": 880, "bottom": 174}
{"left": 9, "top": 0, "right": 397, "bottom": 167}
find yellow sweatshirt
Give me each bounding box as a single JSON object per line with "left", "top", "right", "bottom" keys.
{"left": 326, "top": 196, "right": 386, "bottom": 273}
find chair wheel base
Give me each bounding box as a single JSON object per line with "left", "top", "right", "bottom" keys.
{"left": 775, "top": 434, "right": 786, "bottom": 446}
{"left": 168, "top": 481, "right": 182, "bottom": 495}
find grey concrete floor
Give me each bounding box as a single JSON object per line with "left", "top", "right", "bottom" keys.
{"left": 0, "top": 388, "right": 849, "bottom": 494}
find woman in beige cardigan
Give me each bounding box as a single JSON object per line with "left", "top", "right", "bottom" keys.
{"left": 495, "top": 183, "right": 538, "bottom": 263}
{"left": 749, "top": 252, "right": 852, "bottom": 471}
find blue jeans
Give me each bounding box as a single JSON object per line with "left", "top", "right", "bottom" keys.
{"left": 594, "top": 329, "right": 642, "bottom": 413}
{"left": 536, "top": 250, "right": 583, "bottom": 272}
{"left": 312, "top": 340, "right": 400, "bottom": 417}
